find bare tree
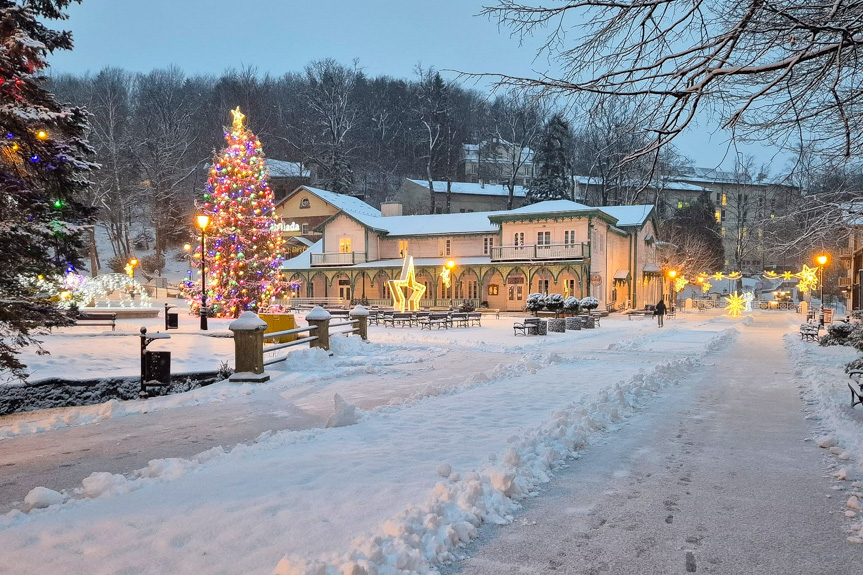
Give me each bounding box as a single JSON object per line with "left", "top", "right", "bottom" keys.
{"left": 413, "top": 66, "right": 448, "bottom": 214}
{"left": 482, "top": 1, "right": 863, "bottom": 161}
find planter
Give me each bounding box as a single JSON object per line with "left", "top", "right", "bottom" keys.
{"left": 565, "top": 317, "right": 582, "bottom": 330}
{"left": 537, "top": 319, "right": 548, "bottom": 335}
{"left": 581, "top": 316, "right": 596, "bottom": 329}
{"left": 548, "top": 318, "right": 566, "bottom": 333}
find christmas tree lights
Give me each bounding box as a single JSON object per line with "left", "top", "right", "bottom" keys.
{"left": 197, "top": 107, "right": 285, "bottom": 318}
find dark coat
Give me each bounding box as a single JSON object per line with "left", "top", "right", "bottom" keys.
{"left": 655, "top": 300, "right": 667, "bottom": 316}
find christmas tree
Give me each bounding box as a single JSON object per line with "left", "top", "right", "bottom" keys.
{"left": 0, "top": 1, "right": 96, "bottom": 376}
{"left": 198, "top": 107, "right": 285, "bottom": 317}
{"left": 526, "top": 114, "right": 573, "bottom": 204}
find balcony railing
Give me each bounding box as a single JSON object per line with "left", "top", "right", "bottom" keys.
{"left": 839, "top": 277, "right": 853, "bottom": 287}
{"left": 490, "top": 242, "right": 588, "bottom": 262}
{"left": 839, "top": 247, "right": 852, "bottom": 259}
{"left": 310, "top": 252, "right": 367, "bottom": 266}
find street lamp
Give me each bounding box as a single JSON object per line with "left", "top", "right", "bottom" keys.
{"left": 197, "top": 214, "right": 210, "bottom": 330}
{"left": 816, "top": 254, "right": 829, "bottom": 310}
{"left": 667, "top": 270, "right": 678, "bottom": 305}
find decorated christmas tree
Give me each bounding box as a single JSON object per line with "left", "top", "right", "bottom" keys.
{"left": 0, "top": 1, "right": 96, "bottom": 376}
{"left": 198, "top": 108, "right": 285, "bottom": 317}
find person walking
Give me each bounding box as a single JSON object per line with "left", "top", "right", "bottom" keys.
{"left": 655, "top": 298, "right": 667, "bottom": 328}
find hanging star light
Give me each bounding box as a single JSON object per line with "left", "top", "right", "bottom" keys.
{"left": 701, "top": 280, "right": 712, "bottom": 293}
{"left": 762, "top": 270, "right": 778, "bottom": 279}
{"left": 674, "top": 276, "right": 688, "bottom": 292}
{"left": 726, "top": 271, "right": 742, "bottom": 280}
{"left": 724, "top": 291, "right": 746, "bottom": 318}
{"left": 782, "top": 271, "right": 793, "bottom": 280}
{"left": 795, "top": 264, "right": 819, "bottom": 293}
{"left": 387, "top": 255, "right": 426, "bottom": 312}
{"left": 713, "top": 272, "right": 725, "bottom": 280}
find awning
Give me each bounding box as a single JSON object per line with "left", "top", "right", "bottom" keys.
{"left": 643, "top": 263, "right": 661, "bottom": 275}
{"left": 614, "top": 270, "right": 631, "bottom": 283}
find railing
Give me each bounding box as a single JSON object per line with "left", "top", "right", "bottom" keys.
{"left": 840, "top": 247, "right": 853, "bottom": 259}
{"left": 311, "top": 252, "right": 367, "bottom": 266}
{"left": 329, "top": 318, "right": 360, "bottom": 336}
{"left": 262, "top": 325, "right": 319, "bottom": 366}
{"left": 490, "top": 243, "right": 587, "bottom": 261}
{"left": 839, "top": 277, "right": 853, "bottom": 287}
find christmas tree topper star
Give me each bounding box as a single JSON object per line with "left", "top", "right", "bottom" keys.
{"left": 231, "top": 107, "right": 246, "bottom": 130}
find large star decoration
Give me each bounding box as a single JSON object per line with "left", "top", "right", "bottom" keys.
{"left": 231, "top": 106, "right": 246, "bottom": 130}
{"left": 674, "top": 276, "right": 688, "bottom": 292}
{"left": 795, "top": 264, "right": 819, "bottom": 293}
{"left": 724, "top": 291, "right": 746, "bottom": 318}
{"left": 387, "top": 255, "right": 426, "bottom": 312}
{"left": 701, "top": 280, "right": 712, "bottom": 293}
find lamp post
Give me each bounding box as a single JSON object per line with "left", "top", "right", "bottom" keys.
{"left": 816, "top": 254, "right": 828, "bottom": 310}
{"left": 197, "top": 214, "right": 210, "bottom": 330}
{"left": 667, "top": 269, "right": 677, "bottom": 306}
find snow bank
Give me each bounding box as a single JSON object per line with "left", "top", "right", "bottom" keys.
{"left": 326, "top": 394, "right": 359, "bottom": 428}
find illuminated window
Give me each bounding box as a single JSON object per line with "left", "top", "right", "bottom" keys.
{"left": 339, "top": 238, "right": 352, "bottom": 253}
{"left": 715, "top": 209, "right": 721, "bottom": 223}
{"left": 488, "top": 284, "right": 499, "bottom": 296}
{"left": 721, "top": 227, "right": 726, "bottom": 237}
{"left": 722, "top": 193, "right": 727, "bottom": 206}
{"left": 398, "top": 240, "right": 408, "bottom": 257}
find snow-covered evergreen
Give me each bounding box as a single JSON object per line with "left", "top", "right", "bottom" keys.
{"left": 525, "top": 114, "right": 573, "bottom": 204}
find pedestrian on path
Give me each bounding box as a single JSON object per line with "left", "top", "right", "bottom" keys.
{"left": 655, "top": 298, "right": 667, "bottom": 327}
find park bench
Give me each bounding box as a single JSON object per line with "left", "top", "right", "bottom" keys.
{"left": 626, "top": 309, "right": 654, "bottom": 320}
{"left": 848, "top": 370, "right": 863, "bottom": 408}
{"left": 384, "top": 312, "right": 415, "bottom": 328}
{"left": 477, "top": 308, "right": 500, "bottom": 319}
{"left": 451, "top": 312, "right": 470, "bottom": 328}
{"left": 419, "top": 312, "right": 450, "bottom": 330}
{"left": 73, "top": 311, "right": 117, "bottom": 331}
{"left": 468, "top": 312, "right": 482, "bottom": 327}
{"left": 513, "top": 317, "right": 540, "bottom": 336}
{"left": 800, "top": 323, "right": 820, "bottom": 342}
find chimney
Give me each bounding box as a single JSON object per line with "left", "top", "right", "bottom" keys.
{"left": 380, "top": 202, "right": 403, "bottom": 217}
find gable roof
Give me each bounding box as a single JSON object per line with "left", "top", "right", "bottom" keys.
{"left": 266, "top": 159, "right": 310, "bottom": 178}
{"left": 599, "top": 205, "right": 654, "bottom": 227}
{"left": 406, "top": 179, "right": 527, "bottom": 198}
{"left": 328, "top": 210, "right": 501, "bottom": 238}
{"left": 278, "top": 185, "right": 381, "bottom": 218}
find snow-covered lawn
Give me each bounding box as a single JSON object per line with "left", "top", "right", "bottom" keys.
{"left": 0, "top": 312, "right": 739, "bottom": 575}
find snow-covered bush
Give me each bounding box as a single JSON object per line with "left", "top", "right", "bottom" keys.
{"left": 579, "top": 296, "right": 599, "bottom": 310}
{"left": 458, "top": 300, "right": 476, "bottom": 313}
{"left": 820, "top": 322, "right": 855, "bottom": 346}
{"left": 563, "top": 296, "right": 580, "bottom": 315}
{"left": 140, "top": 254, "right": 165, "bottom": 276}
{"left": 545, "top": 293, "right": 564, "bottom": 316}
{"left": 525, "top": 293, "right": 546, "bottom": 315}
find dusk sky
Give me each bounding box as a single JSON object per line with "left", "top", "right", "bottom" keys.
{"left": 47, "top": 0, "right": 785, "bottom": 171}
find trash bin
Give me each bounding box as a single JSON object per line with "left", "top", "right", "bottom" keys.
{"left": 260, "top": 313, "right": 297, "bottom": 343}
{"left": 144, "top": 351, "right": 171, "bottom": 384}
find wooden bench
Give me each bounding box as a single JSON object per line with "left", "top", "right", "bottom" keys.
{"left": 74, "top": 311, "right": 117, "bottom": 331}
{"left": 625, "top": 309, "right": 654, "bottom": 320}
{"left": 848, "top": 370, "right": 863, "bottom": 408}
{"left": 419, "top": 313, "right": 449, "bottom": 330}
{"left": 513, "top": 317, "right": 540, "bottom": 336}
{"left": 478, "top": 308, "right": 500, "bottom": 319}
{"left": 468, "top": 312, "right": 482, "bottom": 327}
{"left": 384, "top": 312, "right": 416, "bottom": 328}
{"left": 451, "top": 312, "right": 470, "bottom": 328}
{"left": 800, "top": 323, "right": 820, "bottom": 342}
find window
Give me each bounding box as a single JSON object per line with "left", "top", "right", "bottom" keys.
{"left": 565, "top": 279, "right": 576, "bottom": 297}
{"left": 514, "top": 232, "right": 524, "bottom": 247}
{"left": 715, "top": 209, "right": 721, "bottom": 224}
{"left": 299, "top": 197, "right": 311, "bottom": 209}
{"left": 564, "top": 230, "right": 576, "bottom": 246}
{"left": 508, "top": 285, "right": 524, "bottom": 301}
{"left": 301, "top": 223, "right": 309, "bottom": 234}
{"left": 466, "top": 280, "right": 479, "bottom": 299}
{"left": 488, "top": 284, "right": 499, "bottom": 296}
{"left": 537, "top": 231, "right": 551, "bottom": 245}
{"left": 398, "top": 240, "right": 409, "bottom": 257}
{"left": 716, "top": 192, "right": 721, "bottom": 203}
{"left": 721, "top": 227, "right": 726, "bottom": 237}
{"left": 483, "top": 236, "right": 495, "bottom": 255}
{"left": 721, "top": 193, "right": 727, "bottom": 206}
{"left": 445, "top": 239, "right": 451, "bottom": 256}
{"left": 339, "top": 238, "right": 352, "bottom": 253}
{"left": 537, "top": 279, "right": 550, "bottom": 294}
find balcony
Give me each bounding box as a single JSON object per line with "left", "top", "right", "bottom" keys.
{"left": 839, "top": 277, "right": 853, "bottom": 287}
{"left": 310, "top": 252, "right": 367, "bottom": 266}
{"left": 839, "top": 247, "right": 853, "bottom": 260}
{"left": 490, "top": 242, "right": 588, "bottom": 262}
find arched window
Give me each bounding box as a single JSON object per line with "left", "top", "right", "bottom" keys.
{"left": 299, "top": 198, "right": 310, "bottom": 209}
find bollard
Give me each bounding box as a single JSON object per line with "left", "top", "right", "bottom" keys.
{"left": 228, "top": 311, "right": 270, "bottom": 383}
{"left": 350, "top": 305, "right": 370, "bottom": 340}
{"left": 306, "top": 306, "right": 332, "bottom": 350}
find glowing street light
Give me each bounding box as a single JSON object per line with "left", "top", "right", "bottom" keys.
{"left": 197, "top": 214, "right": 211, "bottom": 330}
{"left": 816, "top": 254, "right": 829, "bottom": 312}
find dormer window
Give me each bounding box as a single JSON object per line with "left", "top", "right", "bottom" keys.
{"left": 299, "top": 198, "right": 311, "bottom": 209}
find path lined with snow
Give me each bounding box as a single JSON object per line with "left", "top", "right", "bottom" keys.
{"left": 451, "top": 314, "right": 862, "bottom": 575}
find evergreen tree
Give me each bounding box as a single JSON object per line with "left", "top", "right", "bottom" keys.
{"left": 526, "top": 114, "right": 572, "bottom": 204}
{"left": 199, "top": 107, "right": 285, "bottom": 317}
{"left": 0, "top": 0, "right": 96, "bottom": 377}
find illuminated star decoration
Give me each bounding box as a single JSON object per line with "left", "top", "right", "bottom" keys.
{"left": 387, "top": 255, "right": 426, "bottom": 312}
{"left": 713, "top": 272, "right": 725, "bottom": 281}
{"left": 231, "top": 106, "right": 245, "bottom": 130}
{"left": 701, "top": 280, "right": 712, "bottom": 293}
{"left": 674, "top": 276, "right": 688, "bottom": 292}
{"left": 782, "top": 271, "right": 793, "bottom": 280}
{"left": 440, "top": 267, "right": 451, "bottom": 289}
{"left": 762, "top": 270, "right": 778, "bottom": 279}
{"left": 724, "top": 291, "right": 746, "bottom": 318}
{"left": 795, "top": 264, "right": 819, "bottom": 294}
{"left": 726, "top": 271, "right": 742, "bottom": 280}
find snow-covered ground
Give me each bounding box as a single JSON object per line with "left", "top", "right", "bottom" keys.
{"left": 1, "top": 311, "right": 860, "bottom": 574}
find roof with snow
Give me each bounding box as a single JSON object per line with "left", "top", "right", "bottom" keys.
{"left": 573, "top": 175, "right": 707, "bottom": 192}
{"left": 462, "top": 141, "right": 534, "bottom": 164}
{"left": 333, "top": 210, "right": 501, "bottom": 237}
{"left": 266, "top": 159, "right": 310, "bottom": 178}
{"left": 278, "top": 186, "right": 381, "bottom": 218}
{"left": 406, "top": 179, "right": 527, "bottom": 198}
{"left": 600, "top": 205, "right": 654, "bottom": 227}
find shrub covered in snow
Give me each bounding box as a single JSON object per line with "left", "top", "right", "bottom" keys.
{"left": 579, "top": 296, "right": 599, "bottom": 310}
{"left": 545, "top": 294, "right": 564, "bottom": 316}
{"left": 820, "top": 322, "right": 856, "bottom": 347}
{"left": 458, "top": 300, "right": 476, "bottom": 313}
{"left": 525, "top": 293, "right": 546, "bottom": 314}
{"left": 563, "top": 296, "right": 580, "bottom": 315}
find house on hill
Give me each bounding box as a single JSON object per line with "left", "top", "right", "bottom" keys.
{"left": 396, "top": 179, "right": 528, "bottom": 214}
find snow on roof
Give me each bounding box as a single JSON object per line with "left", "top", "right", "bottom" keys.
{"left": 406, "top": 179, "right": 527, "bottom": 198}
{"left": 574, "top": 175, "right": 707, "bottom": 192}
{"left": 491, "top": 200, "right": 594, "bottom": 218}
{"left": 462, "top": 141, "right": 534, "bottom": 164}
{"left": 350, "top": 211, "right": 501, "bottom": 237}
{"left": 290, "top": 186, "right": 381, "bottom": 218}
{"left": 281, "top": 239, "right": 322, "bottom": 270}
{"left": 266, "top": 159, "right": 310, "bottom": 178}
{"left": 599, "top": 205, "right": 654, "bottom": 227}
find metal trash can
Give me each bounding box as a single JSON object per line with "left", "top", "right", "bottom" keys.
{"left": 164, "top": 303, "right": 179, "bottom": 330}
{"left": 144, "top": 351, "right": 171, "bottom": 384}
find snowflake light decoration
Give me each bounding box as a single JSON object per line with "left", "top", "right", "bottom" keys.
{"left": 724, "top": 291, "right": 746, "bottom": 318}
{"left": 701, "top": 280, "right": 712, "bottom": 293}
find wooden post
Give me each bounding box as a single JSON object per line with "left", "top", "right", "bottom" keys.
{"left": 306, "top": 306, "right": 332, "bottom": 350}
{"left": 350, "top": 304, "right": 369, "bottom": 340}
{"left": 228, "top": 311, "right": 270, "bottom": 383}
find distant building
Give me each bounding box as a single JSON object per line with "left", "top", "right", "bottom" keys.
{"left": 266, "top": 159, "right": 311, "bottom": 201}
{"left": 460, "top": 140, "right": 535, "bottom": 186}
{"left": 396, "top": 179, "right": 528, "bottom": 214}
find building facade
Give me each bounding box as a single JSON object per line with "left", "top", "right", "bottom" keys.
{"left": 395, "top": 179, "right": 528, "bottom": 215}
{"left": 281, "top": 200, "right": 660, "bottom": 311}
